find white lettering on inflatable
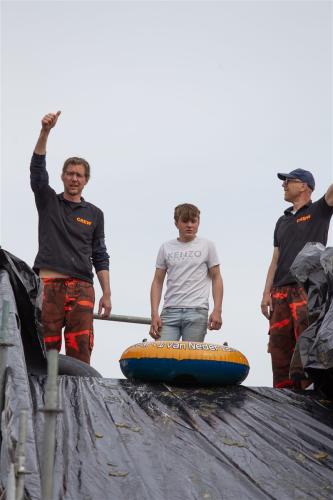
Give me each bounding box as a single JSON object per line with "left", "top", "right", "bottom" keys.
{"left": 141, "top": 342, "right": 236, "bottom": 352}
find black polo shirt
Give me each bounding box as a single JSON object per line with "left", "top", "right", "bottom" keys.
{"left": 30, "top": 153, "right": 109, "bottom": 283}
{"left": 273, "top": 196, "right": 333, "bottom": 286}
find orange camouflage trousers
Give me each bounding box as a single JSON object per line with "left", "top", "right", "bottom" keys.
{"left": 41, "top": 278, "right": 95, "bottom": 364}
{"left": 268, "top": 286, "right": 308, "bottom": 389}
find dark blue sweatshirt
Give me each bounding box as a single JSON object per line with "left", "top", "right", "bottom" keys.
{"left": 30, "top": 153, "right": 109, "bottom": 283}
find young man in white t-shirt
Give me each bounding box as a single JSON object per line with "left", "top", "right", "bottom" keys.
{"left": 149, "top": 203, "right": 223, "bottom": 341}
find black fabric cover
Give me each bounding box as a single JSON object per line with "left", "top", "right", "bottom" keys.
{"left": 290, "top": 242, "right": 328, "bottom": 322}
{"left": 0, "top": 248, "right": 46, "bottom": 372}
{"left": 1, "top": 252, "right": 333, "bottom": 499}
{"left": 0, "top": 270, "right": 42, "bottom": 498}
{"left": 290, "top": 244, "right": 333, "bottom": 396}
{"left": 2, "top": 366, "right": 333, "bottom": 500}
{"left": 11, "top": 378, "right": 333, "bottom": 500}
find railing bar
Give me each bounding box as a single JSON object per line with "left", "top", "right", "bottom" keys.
{"left": 93, "top": 314, "right": 150, "bottom": 325}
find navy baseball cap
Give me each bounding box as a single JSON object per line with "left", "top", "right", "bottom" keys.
{"left": 277, "top": 168, "right": 315, "bottom": 191}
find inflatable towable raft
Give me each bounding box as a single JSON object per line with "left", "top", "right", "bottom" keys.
{"left": 120, "top": 341, "right": 249, "bottom": 385}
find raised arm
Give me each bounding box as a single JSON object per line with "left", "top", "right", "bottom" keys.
{"left": 149, "top": 268, "right": 166, "bottom": 339}
{"left": 208, "top": 265, "right": 223, "bottom": 330}
{"left": 30, "top": 111, "right": 61, "bottom": 197}
{"left": 34, "top": 111, "right": 61, "bottom": 154}
{"left": 261, "top": 247, "right": 279, "bottom": 319}
{"left": 325, "top": 184, "right": 333, "bottom": 207}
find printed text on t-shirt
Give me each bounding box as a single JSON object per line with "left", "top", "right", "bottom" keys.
{"left": 167, "top": 251, "right": 202, "bottom": 261}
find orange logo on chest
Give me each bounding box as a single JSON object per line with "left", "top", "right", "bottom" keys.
{"left": 296, "top": 214, "right": 311, "bottom": 223}
{"left": 76, "top": 217, "right": 92, "bottom": 226}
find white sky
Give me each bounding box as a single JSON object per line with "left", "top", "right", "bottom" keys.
{"left": 1, "top": 0, "right": 332, "bottom": 386}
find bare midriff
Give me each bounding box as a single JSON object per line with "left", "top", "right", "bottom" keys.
{"left": 39, "top": 269, "right": 71, "bottom": 279}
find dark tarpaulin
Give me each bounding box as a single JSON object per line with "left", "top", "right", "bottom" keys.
{"left": 3, "top": 368, "right": 333, "bottom": 500}
{"left": 290, "top": 243, "right": 333, "bottom": 395}
{"left": 25, "top": 377, "right": 333, "bottom": 500}
{"left": 0, "top": 270, "right": 43, "bottom": 499}
{"left": 1, "top": 253, "right": 333, "bottom": 499}
{"left": 0, "top": 248, "right": 46, "bottom": 373}
{"left": 290, "top": 242, "right": 328, "bottom": 323}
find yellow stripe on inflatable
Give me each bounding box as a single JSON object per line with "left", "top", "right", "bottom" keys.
{"left": 120, "top": 341, "right": 249, "bottom": 366}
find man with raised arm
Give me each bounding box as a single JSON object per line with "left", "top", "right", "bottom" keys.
{"left": 30, "top": 111, "right": 111, "bottom": 364}
{"left": 150, "top": 203, "right": 223, "bottom": 341}
{"left": 261, "top": 169, "right": 333, "bottom": 388}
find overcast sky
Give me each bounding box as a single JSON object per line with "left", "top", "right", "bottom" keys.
{"left": 1, "top": 0, "right": 332, "bottom": 386}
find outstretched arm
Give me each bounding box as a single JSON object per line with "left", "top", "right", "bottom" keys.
{"left": 208, "top": 265, "right": 223, "bottom": 330}
{"left": 325, "top": 184, "right": 333, "bottom": 207}
{"left": 261, "top": 247, "right": 279, "bottom": 319}
{"left": 149, "top": 268, "right": 166, "bottom": 339}
{"left": 34, "top": 111, "right": 61, "bottom": 154}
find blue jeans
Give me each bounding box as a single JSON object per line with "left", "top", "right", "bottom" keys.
{"left": 159, "top": 307, "right": 208, "bottom": 342}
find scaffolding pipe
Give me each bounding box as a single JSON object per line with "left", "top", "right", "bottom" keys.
{"left": 15, "top": 410, "right": 28, "bottom": 500}
{"left": 93, "top": 313, "right": 150, "bottom": 325}
{"left": 40, "top": 350, "right": 61, "bottom": 500}
{"left": 6, "top": 463, "right": 16, "bottom": 500}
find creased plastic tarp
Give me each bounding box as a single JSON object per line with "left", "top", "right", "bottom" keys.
{"left": 0, "top": 270, "right": 42, "bottom": 498}
{"left": 1, "top": 253, "right": 333, "bottom": 500}
{"left": 290, "top": 243, "right": 333, "bottom": 395}
{"left": 0, "top": 248, "right": 46, "bottom": 371}
{"left": 27, "top": 378, "right": 333, "bottom": 500}
{"left": 290, "top": 242, "right": 328, "bottom": 322}
{"left": 1, "top": 283, "right": 333, "bottom": 500}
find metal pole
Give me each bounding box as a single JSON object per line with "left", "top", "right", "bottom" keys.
{"left": 15, "top": 410, "right": 28, "bottom": 500}
{"left": 40, "top": 350, "right": 61, "bottom": 500}
{"left": 6, "top": 462, "right": 16, "bottom": 500}
{"left": 93, "top": 313, "right": 150, "bottom": 325}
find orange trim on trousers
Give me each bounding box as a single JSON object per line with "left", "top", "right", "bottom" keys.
{"left": 41, "top": 278, "right": 95, "bottom": 364}
{"left": 268, "top": 286, "right": 308, "bottom": 388}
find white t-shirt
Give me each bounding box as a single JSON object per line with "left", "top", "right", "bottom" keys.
{"left": 156, "top": 237, "right": 220, "bottom": 309}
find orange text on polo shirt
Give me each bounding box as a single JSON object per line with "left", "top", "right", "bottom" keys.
{"left": 76, "top": 217, "right": 92, "bottom": 226}
{"left": 296, "top": 214, "right": 311, "bottom": 223}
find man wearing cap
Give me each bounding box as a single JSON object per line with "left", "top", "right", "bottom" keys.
{"left": 261, "top": 169, "right": 333, "bottom": 389}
